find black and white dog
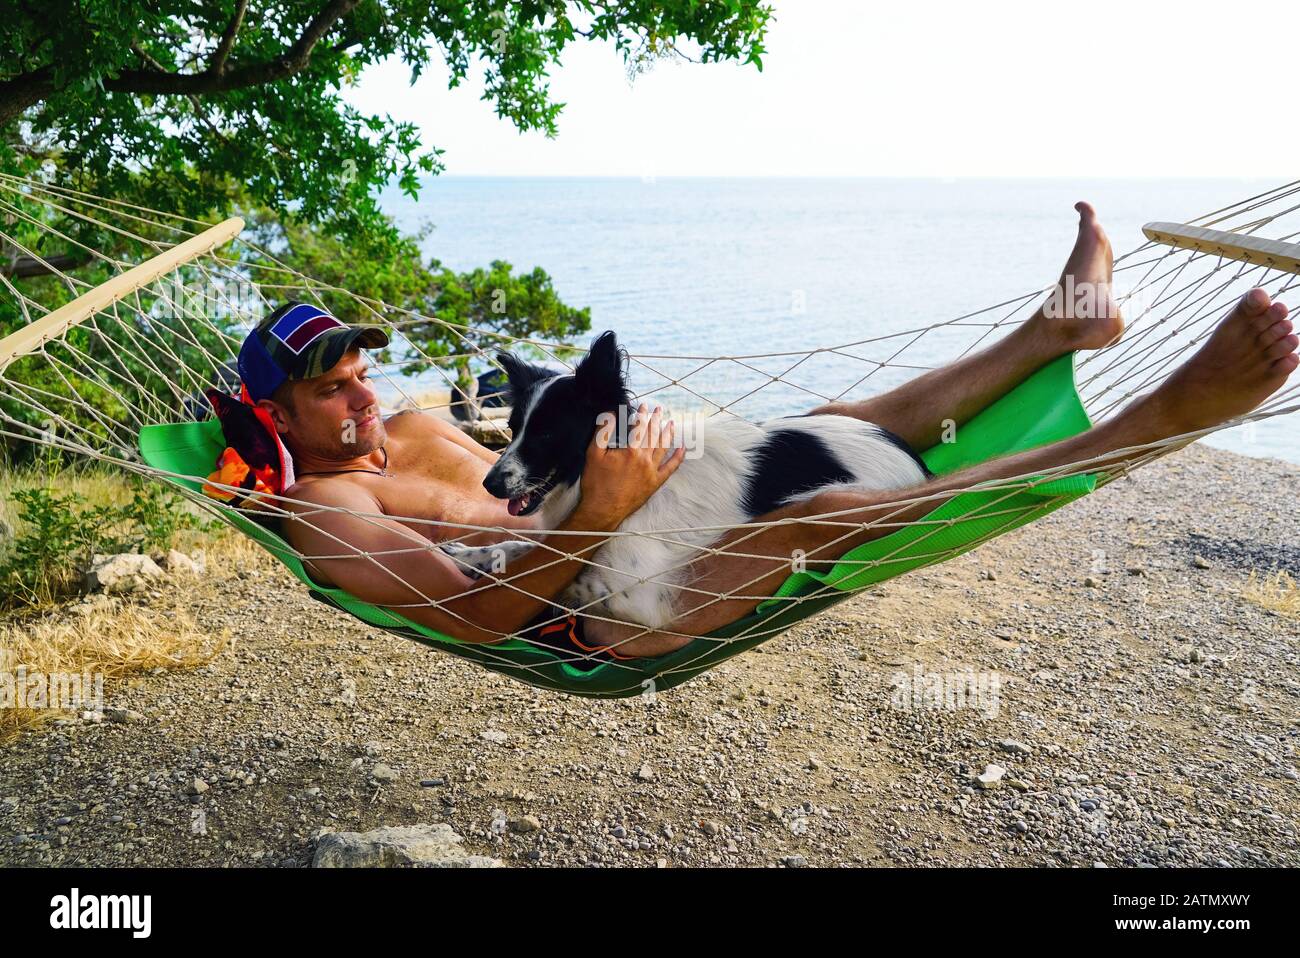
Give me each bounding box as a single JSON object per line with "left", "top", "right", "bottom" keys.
{"left": 441, "top": 331, "right": 931, "bottom": 630}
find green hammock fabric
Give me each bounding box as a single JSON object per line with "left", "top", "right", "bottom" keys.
{"left": 138, "top": 352, "right": 1098, "bottom": 698}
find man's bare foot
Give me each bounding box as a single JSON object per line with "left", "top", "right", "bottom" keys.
{"left": 1145, "top": 288, "right": 1298, "bottom": 435}
{"left": 1034, "top": 202, "right": 1125, "bottom": 351}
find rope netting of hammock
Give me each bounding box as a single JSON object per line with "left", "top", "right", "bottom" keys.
{"left": 0, "top": 172, "right": 1297, "bottom": 696}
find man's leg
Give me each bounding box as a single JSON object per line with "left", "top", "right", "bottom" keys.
{"left": 812, "top": 203, "right": 1124, "bottom": 450}
{"left": 586, "top": 288, "right": 1296, "bottom": 657}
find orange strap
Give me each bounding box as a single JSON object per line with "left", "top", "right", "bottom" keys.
{"left": 536, "top": 616, "right": 635, "bottom": 660}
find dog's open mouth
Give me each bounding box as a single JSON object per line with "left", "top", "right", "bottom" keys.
{"left": 505, "top": 478, "right": 554, "bottom": 517}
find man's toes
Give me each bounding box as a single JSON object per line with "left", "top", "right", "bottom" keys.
{"left": 1252, "top": 300, "right": 1289, "bottom": 330}
{"left": 1075, "top": 201, "right": 1097, "bottom": 224}
{"left": 1258, "top": 317, "right": 1294, "bottom": 345}
{"left": 1239, "top": 288, "right": 1273, "bottom": 318}
{"left": 1265, "top": 333, "right": 1300, "bottom": 361}
{"left": 1272, "top": 352, "right": 1300, "bottom": 375}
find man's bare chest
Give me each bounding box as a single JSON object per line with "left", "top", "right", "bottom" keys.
{"left": 372, "top": 434, "right": 525, "bottom": 540}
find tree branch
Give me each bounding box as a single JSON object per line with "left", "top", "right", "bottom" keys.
{"left": 107, "top": 0, "right": 361, "bottom": 94}
{"left": 0, "top": 0, "right": 359, "bottom": 124}
{"left": 209, "top": 0, "right": 249, "bottom": 76}
{"left": 3, "top": 251, "right": 92, "bottom": 280}
{"left": 0, "top": 65, "right": 55, "bottom": 129}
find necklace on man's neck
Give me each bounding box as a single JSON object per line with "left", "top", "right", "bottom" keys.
{"left": 297, "top": 446, "right": 391, "bottom": 479}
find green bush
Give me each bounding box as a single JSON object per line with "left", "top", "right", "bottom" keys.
{"left": 0, "top": 483, "right": 213, "bottom": 609}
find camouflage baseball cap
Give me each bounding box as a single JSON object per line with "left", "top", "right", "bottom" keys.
{"left": 238, "top": 302, "right": 389, "bottom": 403}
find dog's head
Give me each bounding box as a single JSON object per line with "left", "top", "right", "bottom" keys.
{"left": 483, "top": 331, "right": 631, "bottom": 516}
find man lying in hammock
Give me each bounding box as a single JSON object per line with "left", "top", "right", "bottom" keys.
{"left": 247, "top": 204, "right": 1297, "bottom": 667}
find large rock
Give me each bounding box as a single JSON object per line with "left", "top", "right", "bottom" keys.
{"left": 83, "top": 553, "right": 165, "bottom": 593}
{"left": 313, "top": 824, "right": 502, "bottom": 868}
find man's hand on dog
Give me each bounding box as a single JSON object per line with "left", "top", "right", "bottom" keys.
{"left": 578, "top": 403, "right": 685, "bottom": 529}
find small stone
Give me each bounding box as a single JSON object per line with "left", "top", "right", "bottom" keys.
{"left": 163, "top": 549, "right": 200, "bottom": 575}
{"left": 186, "top": 778, "right": 209, "bottom": 796}
{"left": 1084, "top": 576, "right": 1101, "bottom": 588}
{"left": 105, "top": 708, "right": 143, "bottom": 724}
{"left": 370, "top": 764, "right": 399, "bottom": 782}
{"left": 1192, "top": 556, "right": 1211, "bottom": 569}
{"left": 997, "top": 739, "right": 1032, "bottom": 756}
{"left": 480, "top": 729, "right": 509, "bottom": 745}
{"left": 420, "top": 778, "right": 446, "bottom": 788}
{"left": 975, "top": 764, "right": 1006, "bottom": 789}
{"left": 635, "top": 765, "right": 654, "bottom": 782}
{"left": 782, "top": 855, "right": 807, "bottom": 867}
{"left": 509, "top": 815, "right": 541, "bottom": 834}
{"left": 699, "top": 820, "right": 722, "bottom": 837}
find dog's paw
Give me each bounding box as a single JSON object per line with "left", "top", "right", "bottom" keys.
{"left": 438, "top": 540, "right": 535, "bottom": 579}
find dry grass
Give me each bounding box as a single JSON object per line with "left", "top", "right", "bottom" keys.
{"left": 1243, "top": 569, "right": 1300, "bottom": 618}
{"left": 0, "top": 599, "right": 228, "bottom": 744}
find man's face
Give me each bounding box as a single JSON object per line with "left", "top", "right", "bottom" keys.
{"left": 261, "top": 349, "right": 386, "bottom": 459}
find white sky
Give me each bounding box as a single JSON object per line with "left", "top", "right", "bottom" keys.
{"left": 345, "top": 0, "right": 1297, "bottom": 177}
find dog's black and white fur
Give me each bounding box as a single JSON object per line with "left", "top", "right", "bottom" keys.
{"left": 441, "top": 331, "right": 932, "bottom": 631}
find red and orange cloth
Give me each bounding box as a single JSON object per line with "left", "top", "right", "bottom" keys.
{"left": 201, "top": 385, "right": 296, "bottom": 509}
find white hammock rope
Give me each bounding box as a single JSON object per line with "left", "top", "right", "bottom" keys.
{"left": 1, "top": 173, "right": 1298, "bottom": 687}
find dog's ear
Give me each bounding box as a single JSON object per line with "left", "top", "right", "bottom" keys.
{"left": 496, "top": 350, "right": 542, "bottom": 399}
{"left": 574, "top": 331, "right": 625, "bottom": 401}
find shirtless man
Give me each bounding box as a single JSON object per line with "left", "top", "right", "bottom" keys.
{"left": 247, "top": 204, "right": 1297, "bottom": 664}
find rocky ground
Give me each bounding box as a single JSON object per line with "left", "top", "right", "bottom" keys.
{"left": 1, "top": 443, "right": 1296, "bottom": 868}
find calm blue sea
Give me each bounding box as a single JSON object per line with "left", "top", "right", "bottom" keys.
{"left": 381, "top": 177, "right": 1298, "bottom": 464}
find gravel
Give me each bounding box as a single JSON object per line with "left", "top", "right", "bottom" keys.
{"left": 0, "top": 443, "right": 1296, "bottom": 868}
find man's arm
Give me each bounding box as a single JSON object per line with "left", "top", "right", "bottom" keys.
{"left": 283, "top": 407, "right": 684, "bottom": 643}
{"left": 281, "top": 483, "right": 625, "bottom": 642}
